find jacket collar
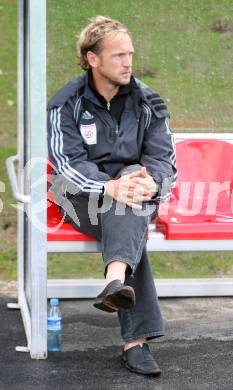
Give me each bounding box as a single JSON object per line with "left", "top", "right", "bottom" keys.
{"left": 76, "top": 71, "right": 143, "bottom": 117}
{"left": 79, "top": 70, "right": 140, "bottom": 106}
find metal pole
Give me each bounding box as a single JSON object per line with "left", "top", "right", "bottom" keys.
{"left": 26, "top": 0, "right": 47, "bottom": 359}
{"left": 7, "top": 1, "right": 47, "bottom": 357}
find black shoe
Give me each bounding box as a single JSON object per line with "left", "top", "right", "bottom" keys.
{"left": 93, "top": 279, "right": 135, "bottom": 313}
{"left": 121, "top": 343, "right": 162, "bottom": 376}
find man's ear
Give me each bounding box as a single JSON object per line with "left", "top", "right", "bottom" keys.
{"left": 86, "top": 51, "right": 99, "bottom": 68}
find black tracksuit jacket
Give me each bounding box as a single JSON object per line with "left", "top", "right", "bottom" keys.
{"left": 47, "top": 72, "right": 177, "bottom": 203}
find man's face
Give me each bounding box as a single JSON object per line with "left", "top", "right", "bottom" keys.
{"left": 93, "top": 33, "right": 134, "bottom": 86}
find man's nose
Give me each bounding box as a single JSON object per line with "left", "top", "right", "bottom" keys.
{"left": 123, "top": 54, "right": 132, "bottom": 67}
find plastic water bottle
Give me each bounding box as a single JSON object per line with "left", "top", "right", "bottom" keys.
{"left": 47, "top": 298, "right": 62, "bottom": 352}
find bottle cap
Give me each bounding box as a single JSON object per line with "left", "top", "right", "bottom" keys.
{"left": 50, "top": 298, "right": 59, "bottom": 306}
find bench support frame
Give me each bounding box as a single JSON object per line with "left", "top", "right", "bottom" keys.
{"left": 7, "top": 0, "right": 48, "bottom": 360}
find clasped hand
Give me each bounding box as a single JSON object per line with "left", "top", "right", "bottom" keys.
{"left": 105, "top": 167, "right": 157, "bottom": 209}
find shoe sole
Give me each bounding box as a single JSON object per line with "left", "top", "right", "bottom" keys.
{"left": 121, "top": 358, "right": 162, "bottom": 376}
{"left": 93, "top": 301, "right": 117, "bottom": 313}
{"left": 94, "top": 286, "right": 135, "bottom": 313}
{"left": 105, "top": 286, "right": 135, "bottom": 310}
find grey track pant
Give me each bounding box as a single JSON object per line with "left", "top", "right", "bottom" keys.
{"left": 59, "top": 165, "right": 165, "bottom": 342}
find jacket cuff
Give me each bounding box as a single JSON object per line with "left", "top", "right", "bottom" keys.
{"left": 150, "top": 177, "right": 173, "bottom": 204}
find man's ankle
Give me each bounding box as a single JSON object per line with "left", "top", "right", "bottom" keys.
{"left": 124, "top": 338, "right": 146, "bottom": 351}
{"left": 105, "top": 260, "right": 127, "bottom": 286}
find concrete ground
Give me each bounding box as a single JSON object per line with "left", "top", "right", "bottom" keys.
{"left": 0, "top": 288, "right": 233, "bottom": 390}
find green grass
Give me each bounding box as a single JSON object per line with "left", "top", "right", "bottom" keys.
{"left": 47, "top": 0, "right": 233, "bottom": 130}
{"left": 0, "top": 0, "right": 233, "bottom": 280}
{"left": 47, "top": 251, "right": 233, "bottom": 279}
{"left": 149, "top": 251, "right": 233, "bottom": 278}
{"left": 0, "top": 0, "right": 17, "bottom": 143}
{"left": 0, "top": 248, "right": 17, "bottom": 280}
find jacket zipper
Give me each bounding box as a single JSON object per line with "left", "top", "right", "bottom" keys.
{"left": 106, "top": 101, "right": 119, "bottom": 136}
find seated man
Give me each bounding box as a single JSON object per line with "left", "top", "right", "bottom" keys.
{"left": 47, "top": 15, "right": 176, "bottom": 376}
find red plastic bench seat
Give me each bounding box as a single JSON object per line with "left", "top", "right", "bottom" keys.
{"left": 156, "top": 213, "right": 233, "bottom": 240}
{"left": 47, "top": 139, "right": 233, "bottom": 242}
{"left": 47, "top": 188, "right": 96, "bottom": 242}
{"left": 156, "top": 139, "right": 233, "bottom": 240}
{"left": 47, "top": 221, "right": 96, "bottom": 242}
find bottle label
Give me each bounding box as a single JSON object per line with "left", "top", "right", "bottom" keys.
{"left": 47, "top": 318, "right": 61, "bottom": 330}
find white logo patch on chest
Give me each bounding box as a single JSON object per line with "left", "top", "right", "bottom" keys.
{"left": 80, "top": 123, "right": 97, "bottom": 145}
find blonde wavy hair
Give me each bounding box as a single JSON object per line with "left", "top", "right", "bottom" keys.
{"left": 77, "top": 15, "right": 132, "bottom": 70}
